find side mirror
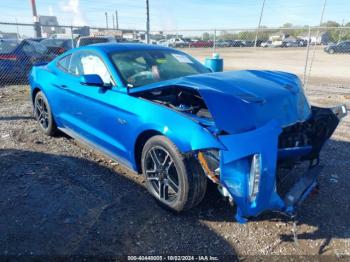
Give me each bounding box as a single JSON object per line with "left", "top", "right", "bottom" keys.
{"left": 80, "top": 74, "right": 105, "bottom": 87}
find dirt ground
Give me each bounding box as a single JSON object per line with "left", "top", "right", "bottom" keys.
{"left": 0, "top": 78, "right": 349, "bottom": 259}
{"left": 186, "top": 47, "right": 350, "bottom": 87}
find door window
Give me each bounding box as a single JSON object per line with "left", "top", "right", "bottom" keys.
{"left": 67, "top": 51, "right": 113, "bottom": 85}
{"left": 80, "top": 54, "right": 113, "bottom": 85}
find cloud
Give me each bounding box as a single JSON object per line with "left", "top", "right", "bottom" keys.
{"left": 60, "top": 0, "right": 86, "bottom": 26}
{"left": 48, "top": 6, "right": 54, "bottom": 16}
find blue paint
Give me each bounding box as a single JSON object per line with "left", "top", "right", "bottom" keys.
{"left": 29, "top": 43, "right": 342, "bottom": 221}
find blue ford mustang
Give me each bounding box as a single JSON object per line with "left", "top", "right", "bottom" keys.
{"left": 29, "top": 43, "right": 347, "bottom": 222}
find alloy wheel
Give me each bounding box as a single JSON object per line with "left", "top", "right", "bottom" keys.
{"left": 144, "top": 146, "right": 180, "bottom": 203}
{"left": 35, "top": 96, "right": 49, "bottom": 130}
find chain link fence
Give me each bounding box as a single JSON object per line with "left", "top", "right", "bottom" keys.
{"left": 0, "top": 21, "right": 349, "bottom": 92}
{"left": 152, "top": 27, "right": 350, "bottom": 91}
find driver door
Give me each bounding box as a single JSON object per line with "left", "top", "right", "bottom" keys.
{"left": 58, "top": 51, "right": 130, "bottom": 162}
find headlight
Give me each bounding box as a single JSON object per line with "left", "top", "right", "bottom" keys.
{"left": 249, "top": 154, "right": 261, "bottom": 202}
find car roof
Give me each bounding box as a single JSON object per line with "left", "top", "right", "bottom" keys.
{"left": 76, "top": 43, "right": 175, "bottom": 53}
{"left": 79, "top": 36, "right": 113, "bottom": 39}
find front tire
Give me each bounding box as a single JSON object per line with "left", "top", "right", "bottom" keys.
{"left": 328, "top": 48, "right": 335, "bottom": 54}
{"left": 141, "top": 135, "right": 207, "bottom": 212}
{"left": 34, "top": 91, "right": 57, "bottom": 136}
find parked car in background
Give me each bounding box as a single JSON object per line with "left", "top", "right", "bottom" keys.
{"left": 182, "top": 38, "right": 193, "bottom": 46}
{"left": 242, "top": 40, "right": 255, "bottom": 47}
{"left": 116, "top": 39, "right": 141, "bottom": 44}
{"left": 40, "top": 38, "right": 74, "bottom": 55}
{"left": 215, "top": 40, "right": 230, "bottom": 47}
{"left": 76, "top": 36, "right": 116, "bottom": 47}
{"left": 261, "top": 40, "right": 272, "bottom": 48}
{"left": 324, "top": 41, "right": 350, "bottom": 54}
{"left": 27, "top": 37, "right": 45, "bottom": 42}
{"left": 29, "top": 43, "right": 347, "bottom": 222}
{"left": 157, "top": 39, "right": 170, "bottom": 47}
{"left": 228, "top": 40, "right": 245, "bottom": 47}
{"left": 190, "top": 40, "right": 213, "bottom": 48}
{"left": 282, "top": 40, "right": 300, "bottom": 48}
{"left": 0, "top": 39, "right": 54, "bottom": 83}
{"left": 297, "top": 39, "right": 308, "bottom": 47}
{"left": 167, "top": 38, "right": 188, "bottom": 48}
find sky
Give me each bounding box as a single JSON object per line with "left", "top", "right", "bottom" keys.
{"left": 0, "top": 0, "right": 349, "bottom": 32}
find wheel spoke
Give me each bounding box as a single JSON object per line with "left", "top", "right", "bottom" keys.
{"left": 146, "top": 168, "right": 157, "bottom": 175}
{"left": 158, "top": 181, "right": 166, "bottom": 199}
{"left": 149, "top": 148, "right": 161, "bottom": 168}
{"left": 165, "top": 160, "right": 173, "bottom": 173}
{"left": 147, "top": 177, "right": 159, "bottom": 182}
{"left": 166, "top": 177, "right": 178, "bottom": 192}
{"left": 146, "top": 169, "right": 159, "bottom": 181}
{"left": 162, "top": 152, "right": 170, "bottom": 166}
{"left": 40, "top": 99, "right": 44, "bottom": 112}
{"left": 35, "top": 99, "right": 42, "bottom": 111}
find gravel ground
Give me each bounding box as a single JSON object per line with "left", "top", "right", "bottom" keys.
{"left": 0, "top": 83, "right": 349, "bottom": 259}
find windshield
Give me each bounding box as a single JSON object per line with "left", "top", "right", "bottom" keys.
{"left": 110, "top": 50, "right": 210, "bottom": 87}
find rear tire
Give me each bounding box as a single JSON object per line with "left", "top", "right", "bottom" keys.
{"left": 328, "top": 48, "right": 335, "bottom": 54}
{"left": 34, "top": 91, "right": 58, "bottom": 136}
{"left": 141, "top": 135, "right": 207, "bottom": 212}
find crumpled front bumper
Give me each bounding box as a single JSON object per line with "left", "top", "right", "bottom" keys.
{"left": 216, "top": 105, "right": 347, "bottom": 223}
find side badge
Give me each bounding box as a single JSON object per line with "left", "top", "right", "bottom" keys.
{"left": 117, "top": 118, "right": 127, "bottom": 125}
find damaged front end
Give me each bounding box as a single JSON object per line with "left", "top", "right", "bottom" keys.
{"left": 132, "top": 70, "right": 347, "bottom": 222}
{"left": 198, "top": 105, "right": 347, "bottom": 222}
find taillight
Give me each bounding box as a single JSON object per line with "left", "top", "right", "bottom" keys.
{"left": 0, "top": 54, "right": 18, "bottom": 61}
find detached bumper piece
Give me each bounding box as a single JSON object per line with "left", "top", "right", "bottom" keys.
{"left": 214, "top": 105, "right": 347, "bottom": 223}
{"left": 283, "top": 165, "right": 323, "bottom": 215}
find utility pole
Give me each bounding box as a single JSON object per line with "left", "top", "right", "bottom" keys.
{"left": 254, "top": 0, "right": 266, "bottom": 48}
{"left": 115, "top": 10, "right": 119, "bottom": 30}
{"left": 105, "top": 12, "right": 109, "bottom": 29}
{"left": 146, "top": 0, "right": 150, "bottom": 44}
{"left": 29, "top": 0, "right": 41, "bottom": 37}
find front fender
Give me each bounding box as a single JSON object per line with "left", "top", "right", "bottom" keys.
{"left": 133, "top": 120, "right": 224, "bottom": 153}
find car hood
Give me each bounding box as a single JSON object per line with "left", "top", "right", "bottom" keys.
{"left": 131, "top": 70, "right": 311, "bottom": 134}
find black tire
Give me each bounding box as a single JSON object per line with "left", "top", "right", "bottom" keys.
{"left": 328, "top": 48, "right": 335, "bottom": 54}
{"left": 33, "top": 91, "right": 58, "bottom": 136}
{"left": 141, "top": 135, "right": 207, "bottom": 212}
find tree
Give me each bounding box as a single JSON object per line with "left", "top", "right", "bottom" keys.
{"left": 202, "top": 32, "right": 211, "bottom": 41}
{"left": 282, "top": 23, "right": 293, "bottom": 28}
{"left": 321, "top": 20, "right": 340, "bottom": 27}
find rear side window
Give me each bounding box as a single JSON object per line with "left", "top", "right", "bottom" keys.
{"left": 0, "top": 40, "right": 18, "bottom": 53}
{"left": 57, "top": 55, "right": 71, "bottom": 72}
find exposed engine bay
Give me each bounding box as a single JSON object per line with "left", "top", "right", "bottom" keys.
{"left": 135, "top": 86, "right": 213, "bottom": 120}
